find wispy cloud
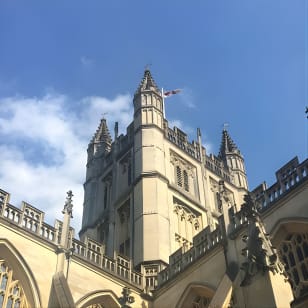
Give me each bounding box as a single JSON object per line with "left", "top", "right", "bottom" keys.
{"left": 179, "top": 87, "right": 196, "bottom": 108}
{"left": 0, "top": 92, "right": 133, "bottom": 232}
{"left": 168, "top": 119, "right": 194, "bottom": 136}
{"left": 80, "top": 56, "right": 94, "bottom": 69}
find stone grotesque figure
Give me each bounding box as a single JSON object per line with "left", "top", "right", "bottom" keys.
{"left": 62, "top": 190, "right": 73, "bottom": 218}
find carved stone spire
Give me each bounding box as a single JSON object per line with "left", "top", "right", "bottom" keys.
{"left": 91, "top": 118, "right": 112, "bottom": 145}
{"left": 218, "top": 128, "right": 248, "bottom": 189}
{"left": 133, "top": 69, "right": 164, "bottom": 129}
{"left": 134, "top": 69, "right": 160, "bottom": 97}
{"left": 90, "top": 118, "right": 112, "bottom": 155}
{"left": 218, "top": 128, "right": 240, "bottom": 159}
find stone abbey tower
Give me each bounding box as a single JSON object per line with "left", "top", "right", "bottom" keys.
{"left": 1, "top": 69, "right": 307, "bottom": 307}
{"left": 79, "top": 69, "right": 249, "bottom": 269}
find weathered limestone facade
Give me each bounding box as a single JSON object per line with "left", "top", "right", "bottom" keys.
{"left": 0, "top": 70, "right": 307, "bottom": 307}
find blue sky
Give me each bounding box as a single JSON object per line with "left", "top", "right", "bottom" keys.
{"left": 0, "top": 1, "right": 307, "bottom": 231}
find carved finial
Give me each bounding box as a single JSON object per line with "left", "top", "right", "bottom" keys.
{"left": 241, "top": 193, "right": 259, "bottom": 220}
{"left": 223, "top": 123, "right": 229, "bottom": 131}
{"left": 119, "top": 287, "right": 135, "bottom": 308}
{"left": 197, "top": 127, "right": 201, "bottom": 138}
{"left": 62, "top": 190, "right": 73, "bottom": 218}
{"left": 144, "top": 63, "right": 152, "bottom": 71}
{"left": 114, "top": 122, "right": 119, "bottom": 139}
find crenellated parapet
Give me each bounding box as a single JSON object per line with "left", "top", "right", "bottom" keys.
{"left": 165, "top": 125, "right": 201, "bottom": 161}
{"left": 205, "top": 154, "right": 234, "bottom": 184}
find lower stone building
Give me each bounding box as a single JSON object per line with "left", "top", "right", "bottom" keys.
{"left": 0, "top": 70, "right": 308, "bottom": 307}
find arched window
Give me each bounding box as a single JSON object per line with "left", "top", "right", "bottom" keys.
{"left": 0, "top": 261, "right": 29, "bottom": 308}
{"left": 192, "top": 295, "right": 210, "bottom": 308}
{"left": 279, "top": 233, "right": 308, "bottom": 298}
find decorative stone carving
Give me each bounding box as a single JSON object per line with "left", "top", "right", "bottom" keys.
{"left": 170, "top": 151, "right": 194, "bottom": 176}
{"left": 118, "top": 287, "right": 135, "bottom": 308}
{"left": 62, "top": 190, "right": 73, "bottom": 218}
{"left": 240, "top": 194, "right": 286, "bottom": 286}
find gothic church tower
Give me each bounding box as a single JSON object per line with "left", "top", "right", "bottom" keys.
{"left": 80, "top": 70, "right": 249, "bottom": 273}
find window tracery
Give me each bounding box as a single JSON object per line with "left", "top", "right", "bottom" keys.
{"left": 170, "top": 151, "right": 197, "bottom": 196}
{"left": 173, "top": 199, "right": 201, "bottom": 249}
{"left": 117, "top": 200, "right": 131, "bottom": 257}
{"left": 0, "top": 260, "right": 29, "bottom": 308}
{"left": 191, "top": 295, "right": 210, "bottom": 308}
{"left": 278, "top": 233, "right": 308, "bottom": 298}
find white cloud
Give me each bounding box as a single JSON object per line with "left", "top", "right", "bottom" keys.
{"left": 0, "top": 92, "right": 133, "bottom": 233}
{"left": 0, "top": 91, "right": 214, "bottom": 235}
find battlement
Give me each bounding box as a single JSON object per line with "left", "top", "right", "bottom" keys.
{"left": 165, "top": 125, "right": 201, "bottom": 161}
{"left": 205, "top": 154, "right": 234, "bottom": 184}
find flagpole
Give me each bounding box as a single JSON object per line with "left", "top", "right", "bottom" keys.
{"left": 162, "top": 87, "right": 165, "bottom": 119}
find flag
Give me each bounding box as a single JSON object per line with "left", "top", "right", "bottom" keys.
{"left": 164, "top": 89, "right": 181, "bottom": 97}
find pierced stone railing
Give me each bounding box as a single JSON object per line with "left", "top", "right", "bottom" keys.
{"left": 252, "top": 157, "right": 308, "bottom": 210}
{"left": 0, "top": 189, "right": 143, "bottom": 288}
{"left": 0, "top": 190, "right": 61, "bottom": 245}
{"left": 158, "top": 224, "right": 224, "bottom": 286}
{"left": 72, "top": 237, "right": 142, "bottom": 286}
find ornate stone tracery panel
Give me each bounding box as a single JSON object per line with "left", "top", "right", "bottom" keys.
{"left": 191, "top": 295, "right": 210, "bottom": 308}
{"left": 170, "top": 151, "right": 198, "bottom": 197}
{"left": 173, "top": 198, "right": 202, "bottom": 249}
{"left": 278, "top": 232, "right": 308, "bottom": 298}
{"left": 0, "top": 260, "right": 29, "bottom": 308}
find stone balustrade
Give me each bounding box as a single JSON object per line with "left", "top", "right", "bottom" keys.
{"left": 252, "top": 157, "right": 308, "bottom": 210}
{"left": 0, "top": 188, "right": 143, "bottom": 288}
{"left": 158, "top": 224, "right": 224, "bottom": 286}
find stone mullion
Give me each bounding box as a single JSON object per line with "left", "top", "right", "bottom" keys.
{"left": 291, "top": 235, "right": 304, "bottom": 283}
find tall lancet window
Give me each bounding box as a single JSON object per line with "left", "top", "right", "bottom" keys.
{"left": 0, "top": 261, "right": 29, "bottom": 308}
